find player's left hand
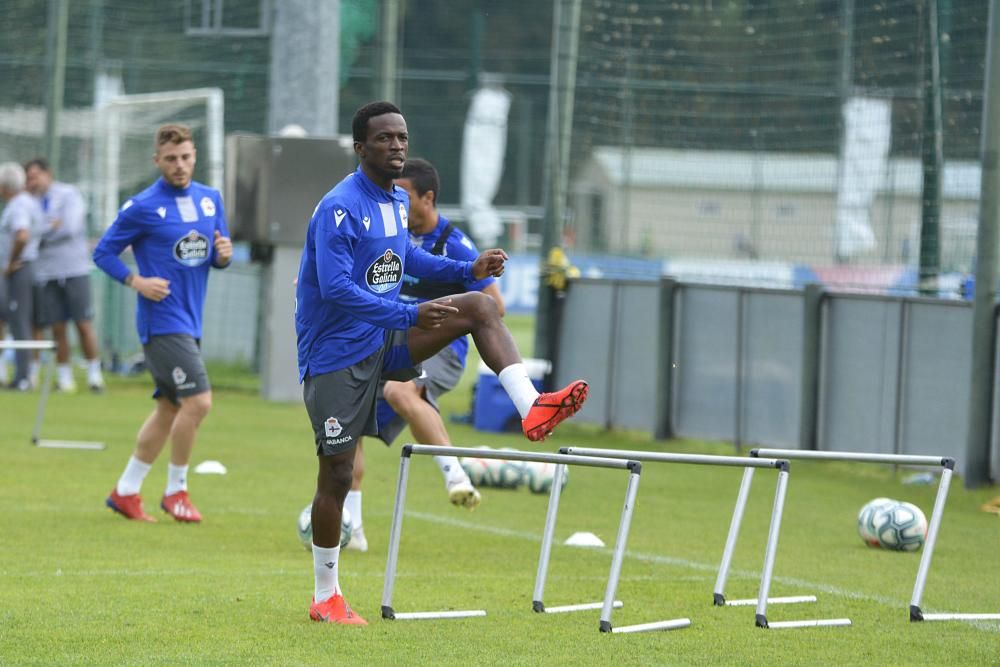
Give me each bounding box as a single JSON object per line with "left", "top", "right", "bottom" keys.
{"left": 472, "top": 248, "right": 508, "bottom": 280}
{"left": 213, "top": 230, "right": 233, "bottom": 266}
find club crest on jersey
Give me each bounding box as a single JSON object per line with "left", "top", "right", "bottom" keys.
{"left": 366, "top": 249, "right": 403, "bottom": 293}
{"left": 173, "top": 230, "right": 210, "bottom": 267}
{"left": 324, "top": 417, "right": 343, "bottom": 438}
{"left": 200, "top": 196, "right": 216, "bottom": 217}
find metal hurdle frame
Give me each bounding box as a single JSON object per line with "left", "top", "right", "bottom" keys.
{"left": 382, "top": 444, "right": 680, "bottom": 633}
{"left": 558, "top": 448, "right": 848, "bottom": 630}
{"left": 0, "top": 340, "right": 104, "bottom": 450}
{"left": 721, "top": 449, "right": 1000, "bottom": 624}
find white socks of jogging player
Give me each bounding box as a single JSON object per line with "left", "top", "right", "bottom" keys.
{"left": 344, "top": 490, "right": 363, "bottom": 530}
{"left": 313, "top": 544, "right": 341, "bottom": 602}
{"left": 497, "top": 363, "right": 541, "bottom": 418}
{"left": 116, "top": 456, "right": 188, "bottom": 496}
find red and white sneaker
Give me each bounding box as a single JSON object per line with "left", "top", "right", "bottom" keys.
{"left": 161, "top": 490, "right": 202, "bottom": 523}
{"left": 522, "top": 380, "right": 589, "bottom": 442}
{"left": 106, "top": 489, "right": 157, "bottom": 522}
{"left": 309, "top": 594, "right": 368, "bottom": 625}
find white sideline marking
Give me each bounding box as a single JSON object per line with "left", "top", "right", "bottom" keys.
{"left": 405, "top": 511, "right": 1000, "bottom": 633}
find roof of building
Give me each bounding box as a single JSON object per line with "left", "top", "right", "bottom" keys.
{"left": 585, "top": 147, "right": 981, "bottom": 199}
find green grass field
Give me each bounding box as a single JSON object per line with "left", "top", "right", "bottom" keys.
{"left": 2, "top": 316, "right": 999, "bottom": 665}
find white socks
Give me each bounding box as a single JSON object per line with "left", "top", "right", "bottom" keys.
{"left": 165, "top": 463, "right": 189, "bottom": 496}
{"left": 344, "top": 490, "right": 363, "bottom": 529}
{"left": 435, "top": 455, "right": 468, "bottom": 486}
{"left": 498, "top": 363, "right": 540, "bottom": 418}
{"left": 87, "top": 358, "right": 104, "bottom": 386}
{"left": 313, "top": 544, "right": 341, "bottom": 602}
{"left": 57, "top": 363, "right": 74, "bottom": 388}
{"left": 116, "top": 456, "right": 152, "bottom": 496}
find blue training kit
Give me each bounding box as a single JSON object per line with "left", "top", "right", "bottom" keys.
{"left": 295, "top": 167, "right": 475, "bottom": 382}
{"left": 92, "top": 177, "right": 229, "bottom": 343}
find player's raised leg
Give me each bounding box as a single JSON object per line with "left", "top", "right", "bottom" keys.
{"left": 407, "top": 291, "right": 588, "bottom": 442}
{"left": 382, "top": 380, "right": 480, "bottom": 508}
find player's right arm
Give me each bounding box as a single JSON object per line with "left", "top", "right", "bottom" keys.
{"left": 92, "top": 201, "right": 170, "bottom": 302}
{"left": 313, "top": 204, "right": 418, "bottom": 330}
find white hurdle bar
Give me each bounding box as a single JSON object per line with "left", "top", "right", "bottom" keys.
{"left": 0, "top": 340, "right": 104, "bottom": 450}
{"left": 381, "top": 445, "right": 670, "bottom": 633}
{"left": 748, "top": 449, "right": 999, "bottom": 624}
{"left": 559, "top": 448, "right": 832, "bottom": 630}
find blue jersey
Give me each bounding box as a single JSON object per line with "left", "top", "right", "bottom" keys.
{"left": 400, "top": 215, "right": 493, "bottom": 364}
{"left": 93, "top": 178, "right": 229, "bottom": 344}
{"left": 295, "top": 167, "right": 474, "bottom": 381}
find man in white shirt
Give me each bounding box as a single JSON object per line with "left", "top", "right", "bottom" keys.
{"left": 0, "top": 162, "right": 43, "bottom": 390}
{"left": 24, "top": 158, "right": 105, "bottom": 392}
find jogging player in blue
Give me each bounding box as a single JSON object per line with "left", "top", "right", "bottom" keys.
{"left": 93, "top": 123, "right": 233, "bottom": 524}
{"left": 298, "top": 102, "right": 589, "bottom": 625}
{"left": 343, "top": 158, "right": 502, "bottom": 553}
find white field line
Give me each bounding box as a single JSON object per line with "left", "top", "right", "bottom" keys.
{"left": 404, "top": 510, "right": 1000, "bottom": 633}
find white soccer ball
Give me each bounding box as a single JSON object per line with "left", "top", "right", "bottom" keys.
{"left": 297, "top": 503, "right": 352, "bottom": 551}
{"left": 525, "top": 461, "right": 569, "bottom": 494}
{"left": 857, "top": 497, "right": 896, "bottom": 547}
{"left": 871, "top": 501, "right": 927, "bottom": 552}
{"left": 460, "top": 456, "right": 494, "bottom": 487}
{"left": 493, "top": 459, "right": 527, "bottom": 489}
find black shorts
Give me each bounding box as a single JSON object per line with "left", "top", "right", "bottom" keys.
{"left": 303, "top": 329, "right": 420, "bottom": 456}
{"left": 33, "top": 275, "right": 94, "bottom": 327}
{"left": 143, "top": 334, "right": 211, "bottom": 405}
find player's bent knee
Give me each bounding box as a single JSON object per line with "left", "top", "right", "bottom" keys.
{"left": 458, "top": 291, "right": 499, "bottom": 324}
{"left": 181, "top": 391, "right": 213, "bottom": 419}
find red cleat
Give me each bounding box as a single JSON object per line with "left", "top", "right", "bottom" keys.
{"left": 106, "top": 489, "right": 157, "bottom": 522}
{"left": 522, "top": 380, "right": 589, "bottom": 442}
{"left": 309, "top": 594, "right": 368, "bottom": 625}
{"left": 161, "top": 490, "right": 202, "bottom": 523}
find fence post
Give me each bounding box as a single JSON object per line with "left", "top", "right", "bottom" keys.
{"left": 798, "top": 283, "right": 824, "bottom": 450}
{"left": 654, "top": 277, "right": 676, "bottom": 440}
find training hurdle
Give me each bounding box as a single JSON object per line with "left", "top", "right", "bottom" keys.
{"left": 725, "top": 449, "right": 1000, "bottom": 624}
{"left": 381, "top": 444, "right": 681, "bottom": 633}
{"left": 558, "top": 448, "right": 847, "bottom": 630}
{"left": 0, "top": 340, "right": 104, "bottom": 450}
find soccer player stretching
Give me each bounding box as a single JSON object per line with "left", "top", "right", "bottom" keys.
{"left": 296, "top": 101, "right": 588, "bottom": 624}
{"left": 94, "top": 124, "right": 232, "bottom": 523}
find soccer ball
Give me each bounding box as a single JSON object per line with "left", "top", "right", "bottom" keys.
{"left": 871, "top": 501, "right": 927, "bottom": 552}
{"left": 493, "top": 459, "right": 527, "bottom": 489}
{"left": 525, "top": 461, "right": 569, "bottom": 494}
{"left": 857, "top": 497, "right": 896, "bottom": 547}
{"left": 460, "top": 455, "right": 494, "bottom": 487}
{"left": 296, "top": 503, "right": 352, "bottom": 551}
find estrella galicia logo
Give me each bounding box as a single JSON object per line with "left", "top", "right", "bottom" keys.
{"left": 173, "top": 230, "right": 210, "bottom": 267}
{"left": 366, "top": 249, "right": 403, "bottom": 293}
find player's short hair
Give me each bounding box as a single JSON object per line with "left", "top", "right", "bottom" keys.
{"left": 352, "top": 101, "right": 402, "bottom": 143}
{"left": 0, "top": 161, "right": 26, "bottom": 191}
{"left": 155, "top": 123, "right": 194, "bottom": 149}
{"left": 23, "top": 157, "right": 51, "bottom": 173}
{"left": 401, "top": 158, "right": 440, "bottom": 203}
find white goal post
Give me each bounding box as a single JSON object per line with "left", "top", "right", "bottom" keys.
{"left": 94, "top": 88, "right": 224, "bottom": 229}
